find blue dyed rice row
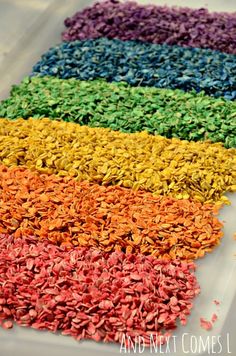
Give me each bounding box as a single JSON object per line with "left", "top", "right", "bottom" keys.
{"left": 31, "top": 38, "right": 236, "bottom": 100}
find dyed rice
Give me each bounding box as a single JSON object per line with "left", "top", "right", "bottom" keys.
{"left": 0, "top": 235, "right": 200, "bottom": 344}
{"left": 0, "top": 165, "right": 223, "bottom": 259}
{"left": 0, "top": 118, "right": 235, "bottom": 204}
{"left": 31, "top": 38, "right": 236, "bottom": 100}
{"left": 1, "top": 77, "right": 235, "bottom": 147}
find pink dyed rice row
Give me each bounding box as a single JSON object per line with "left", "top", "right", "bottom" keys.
{"left": 0, "top": 235, "right": 200, "bottom": 345}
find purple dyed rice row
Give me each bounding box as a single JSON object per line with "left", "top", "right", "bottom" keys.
{"left": 63, "top": 0, "right": 236, "bottom": 54}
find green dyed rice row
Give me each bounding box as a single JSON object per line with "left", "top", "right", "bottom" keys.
{"left": 0, "top": 76, "right": 235, "bottom": 148}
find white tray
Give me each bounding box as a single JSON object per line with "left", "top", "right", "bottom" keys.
{"left": 0, "top": 1, "right": 235, "bottom": 355}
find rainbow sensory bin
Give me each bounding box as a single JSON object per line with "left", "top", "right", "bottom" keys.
{"left": 0, "top": 0, "right": 235, "bottom": 348}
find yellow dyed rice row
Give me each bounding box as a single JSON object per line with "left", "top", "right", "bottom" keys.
{"left": 0, "top": 118, "right": 235, "bottom": 204}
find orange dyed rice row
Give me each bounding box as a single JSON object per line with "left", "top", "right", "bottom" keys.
{"left": 0, "top": 165, "right": 223, "bottom": 260}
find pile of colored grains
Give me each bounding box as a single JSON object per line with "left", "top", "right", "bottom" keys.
{"left": 0, "top": 234, "right": 200, "bottom": 343}
{"left": 0, "top": 118, "right": 235, "bottom": 204}
{"left": 1, "top": 77, "right": 235, "bottom": 148}
{"left": 31, "top": 38, "right": 236, "bottom": 100}
{"left": 63, "top": 0, "right": 236, "bottom": 54}
{"left": 0, "top": 165, "right": 223, "bottom": 259}
{"left": 0, "top": 0, "right": 235, "bottom": 345}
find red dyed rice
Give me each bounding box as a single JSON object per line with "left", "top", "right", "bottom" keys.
{"left": 0, "top": 235, "right": 200, "bottom": 344}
